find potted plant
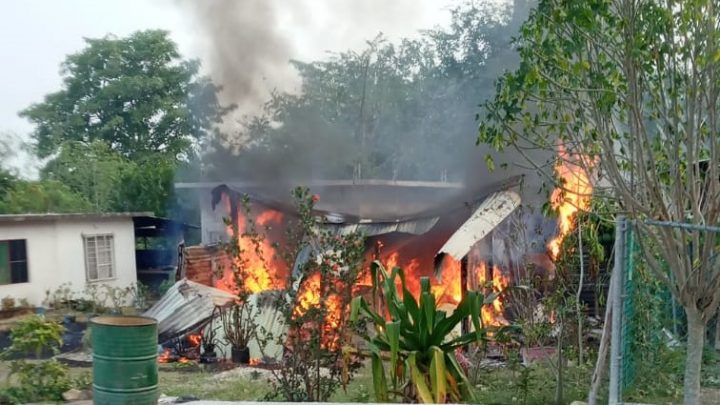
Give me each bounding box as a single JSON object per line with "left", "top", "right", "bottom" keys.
{"left": 200, "top": 316, "right": 220, "bottom": 363}
{"left": 220, "top": 301, "right": 257, "bottom": 364}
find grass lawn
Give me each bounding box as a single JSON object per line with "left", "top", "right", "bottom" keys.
{"left": 2, "top": 353, "right": 719, "bottom": 404}
{"left": 157, "top": 363, "right": 375, "bottom": 402}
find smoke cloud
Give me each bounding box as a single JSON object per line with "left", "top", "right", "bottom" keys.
{"left": 175, "top": 0, "right": 548, "bottom": 210}
{"left": 178, "top": 0, "right": 450, "bottom": 125}
{"left": 179, "top": 0, "right": 297, "bottom": 120}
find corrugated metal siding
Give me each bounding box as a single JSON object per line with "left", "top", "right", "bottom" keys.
{"left": 143, "top": 279, "right": 236, "bottom": 343}
{"left": 323, "top": 216, "right": 439, "bottom": 236}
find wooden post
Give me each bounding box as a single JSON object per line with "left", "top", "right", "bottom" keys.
{"left": 461, "top": 255, "right": 469, "bottom": 337}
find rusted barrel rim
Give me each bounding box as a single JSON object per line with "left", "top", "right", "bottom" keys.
{"left": 90, "top": 315, "right": 157, "bottom": 327}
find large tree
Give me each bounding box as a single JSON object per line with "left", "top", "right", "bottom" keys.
{"left": 0, "top": 180, "right": 91, "bottom": 214}
{"left": 203, "top": 1, "right": 529, "bottom": 183}
{"left": 21, "top": 30, "right": 230, "bottom": 160}
{"left": 41, "top": 140, "right": 129, "bottom": 212}
{"left": 0, "top": 134, "right": 89, "bottom": 214}
{"left": 20, "top": 30, "right": 229, "bottom": 219}
{"left": 478, "top": 0, "right": 720, "bottom": 403}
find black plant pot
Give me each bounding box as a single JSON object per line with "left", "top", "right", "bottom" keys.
{"left": 231, "top": 346, "right": 250, "bottom": 364}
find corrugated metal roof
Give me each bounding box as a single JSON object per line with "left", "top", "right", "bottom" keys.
{"left": 143, "top": 279, "right": 237, "bottom": 343}
{"left": 436, "top": 190, "right": 521, "bottom": 263}
{"left": 323, "top": 216, "right": 439, "bottom": 236}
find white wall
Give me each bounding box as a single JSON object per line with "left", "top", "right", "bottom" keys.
{"left": 199, "top": 191, "right": 228, "bottom": 245}
{"left": 0, "top": 218, "right": 138, "bottom": 306}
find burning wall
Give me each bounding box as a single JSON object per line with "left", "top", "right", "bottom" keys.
{"left": 181, "top": 173, "right": 595, "bottom": 361}
{"left": 205, "top": 189, "right": 532, "bottom": 329}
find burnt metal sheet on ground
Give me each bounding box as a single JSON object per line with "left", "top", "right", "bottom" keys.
{"left": 436, "top": 190, "right": 521, "bottom": 264}
{"left": 143, "top": 279, "right": 237, "bottom": 343}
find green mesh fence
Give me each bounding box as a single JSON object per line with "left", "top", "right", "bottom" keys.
{"left": 620, "top": 225, "right": 636, "bottom": 390}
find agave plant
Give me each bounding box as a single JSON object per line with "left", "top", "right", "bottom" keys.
{"left": 350, "top": 261, "right": 501, "bottom": 403}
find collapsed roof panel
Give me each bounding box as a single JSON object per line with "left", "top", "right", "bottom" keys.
{"left": 436, "top": 190, "right": 521, "bottom": 262}
{"left": 143, "top": 279, "right": 237, "bottom": 343}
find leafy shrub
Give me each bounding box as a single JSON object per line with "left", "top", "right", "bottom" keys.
{"left": 0, "top": 316, "right": 72, "bottom": 404}
{"left": 1, "top": 359, "right": 71, "bottom": 403}
{"left": 158, "top": 278, "right": 175, "bottom": 297}
{"left": 7, "top": 315, "right": 63, "bottom": 359}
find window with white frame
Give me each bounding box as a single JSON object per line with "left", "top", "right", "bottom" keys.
{"left": 84, "top": 234, "right": 115, "bottom": 281}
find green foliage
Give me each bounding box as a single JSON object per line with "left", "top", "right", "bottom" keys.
{"left": 35, "top": 139, "right": 184, "bottom": 217}
{"left": 478, "top": 1, "right": 720, "bottom": 401}
{"left": 350, "top": 261, "right": 505, "bottom": 403}
{"left": 158, "top": 278, "right": 175, "bottom": 297}
{"left": 130, "top": 282, "right": 153, "bottom": 311}
{"left": 12, "top": 30, "right": 231, "bottom": 218}
{"left": 0, "top": 316, "right": 72, "bottom": 404}
{"left": 0, "top": 359, "right": 71, "bottom": 404}
{"left": 6, "top": 316, "right": 64, "bottom": 359}
{"left": 44, "top": 283, "right": 75, "bottom": 313}
{"left": 0, "top": 179, "right": 91, "bottom": 214}
{"left": 21, "top": 30, "right": 230, "bottom": 160}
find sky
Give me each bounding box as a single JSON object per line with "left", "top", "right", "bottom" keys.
{"left": 0, "top": 0, "right": 506, "bottom": 176}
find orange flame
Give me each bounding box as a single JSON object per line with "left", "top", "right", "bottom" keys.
{"left": 292, "top": 272, "right": 345, "bottom": 350}
{"left": 380, "top": 252, "right": 463, "bottom": 306}
{"left": 476, "top": 262, "right": 509, "bottom": 326}
{"left": 158, "top": 348, "right": 173, "bottom": 363}
{"left": 218, "top": 204, "right": 288, "bottom": 294}
{"left": 188, "top": 334, "right": 202, "bottom": 347}
{"left": 547, "top": 146, "right": 593, "bottom": 260}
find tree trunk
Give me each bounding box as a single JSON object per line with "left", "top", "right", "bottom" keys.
{"left": 588, "top": 276, "right": 614, "bottom": 405}
{"left": 683, "top": 308, "right": 705, "bottom": 405}
{"left": 715, "top": 315, "right": 720, "bottom": 351}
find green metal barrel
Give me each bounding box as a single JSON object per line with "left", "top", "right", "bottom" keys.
{"left": 91, "top": 316, "right": 159, "bottom": 405}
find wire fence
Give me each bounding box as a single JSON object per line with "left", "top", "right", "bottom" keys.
{"left": 609, "top": 216, "right": 719, "bottom": 405}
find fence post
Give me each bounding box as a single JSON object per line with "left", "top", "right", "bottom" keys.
{"left": 609, "top": 216, "right": 627, "bottom": 405}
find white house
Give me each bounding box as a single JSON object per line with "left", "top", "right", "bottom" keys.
{"left": 0, "top": 212, "right": 148, "bottom": 306}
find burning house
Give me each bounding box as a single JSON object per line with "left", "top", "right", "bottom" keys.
{"left": 152, "top": 131, "right": 602, "bottom": 365}
{"left": 161, "top": 174, "right": 582, "bottom": 361}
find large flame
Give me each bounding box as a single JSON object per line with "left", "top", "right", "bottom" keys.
{"left": 379, "top": 252, "right": 463, "bottom": 306}
{"left": 217, "top": 194, "right": 514, "bottom": 350}
{"left": 547, "top": 146, "right": 593, "bottom": 260}
{"left": 476, "top": 262, "right": 509, "bottom": 326}
{"left": 292, "top": 272, "right": 344, "bottom": 350}
{"left": 218, "top": 206, "right": 288, "bottom": 294}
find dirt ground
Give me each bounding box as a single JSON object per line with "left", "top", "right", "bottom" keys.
{"left": 700, "top": 387, "right": 720, "bottom": 405}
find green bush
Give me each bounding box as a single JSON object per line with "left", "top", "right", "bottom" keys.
{"left": 7, "top": 315, "right": 63, "bottom": 359}
{"left": 0, "top": 316, "right": 72, "bottom": 404}
{"left": 1, "top": 359, "right": 71, "bottom": 404}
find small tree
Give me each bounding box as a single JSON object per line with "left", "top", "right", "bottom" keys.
{"left": 478, "top": 1, "right": 720, "bottom": 403}
{"left": 225, "top": 187, "right": 366, "bottom": 401}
